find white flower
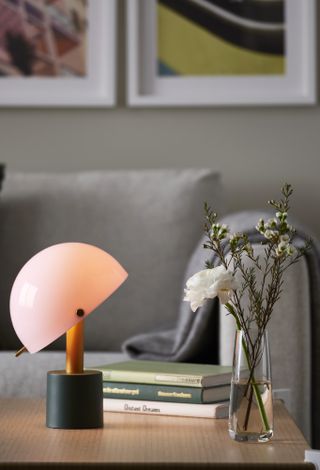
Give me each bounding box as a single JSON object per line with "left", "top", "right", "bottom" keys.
{"left": 229, "top": 233, "right": 238, "bottom": 242}
{"left": 256, "top": 218, "right": 265, "bottom": 234}
{"left": 219, "top": 224, "right": 229, "bottom": 236}
{"left": 280, "top": 234, "right": 290, "bottom": 244}
{"left": 184, "top": 266, "right": 240, "bottom": 312}
{"left": 229, "top": 232, "right": 241, "bottom": 246}
{"left": 266, "top": 218, "right": 278, "bottom": 229}
{"left": 276, "top": 241, "right": 288, "bottom": 257}
{"left": 244, "top": 243, "right": 253, "bottom": 256}
{"left": 264, "top": 229, "right": 278, "bottom": 240}
{"left": 212, "top": 223, "right": 229, "bottom": 240}
{"left": 286, "top": 244, "right": 297, "bottom": 256}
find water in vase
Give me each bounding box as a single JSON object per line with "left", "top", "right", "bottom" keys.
{"left": 229, "top": 379, "right": 273, "bottom": 443}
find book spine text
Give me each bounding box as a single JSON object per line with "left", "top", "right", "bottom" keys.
{"left": 103, "top": 399, "right": 229, "bottom": 419}
{"left": 103, "top": 382, "right": 204, "bottom": 403}
{"left": 102, "top": 371, "right": 203, "bottom": 387}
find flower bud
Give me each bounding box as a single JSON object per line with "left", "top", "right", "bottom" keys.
{"left": 266, "top": 218, "right": 278, "bottom": 229}
{"left": 286, "top": 245, "right": 297, "bottom": 256}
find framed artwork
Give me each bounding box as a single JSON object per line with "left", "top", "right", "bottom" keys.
{"left": 0, "top": 0, "right": 116, "bottom": 106}
{"left": 127, "top": 0, "right": 316, "bottom": 106}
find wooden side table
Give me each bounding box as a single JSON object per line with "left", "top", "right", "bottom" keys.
{"left": 0, "top": 399, "right": 313, "bottom": 468}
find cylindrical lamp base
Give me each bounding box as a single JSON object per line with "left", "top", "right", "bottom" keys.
{"left": 46, "top": 370, "right": 103, "bottom": 429}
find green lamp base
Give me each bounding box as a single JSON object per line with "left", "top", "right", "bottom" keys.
{"left": 46, "top": 370, "right": 103, "bottom": 429}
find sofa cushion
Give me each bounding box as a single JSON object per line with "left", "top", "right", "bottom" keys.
{"left": 0, "top": 169, "right": 222, "bottom": 351}
{"left": 0, "top": 351, "right": 127, "bottom": 397}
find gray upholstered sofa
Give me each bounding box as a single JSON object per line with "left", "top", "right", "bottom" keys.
{"left": 0, "top": 169, "right": 223, "bottom": 390}
{"left": 0, "top": 169, "right": 313, "bottom": 443}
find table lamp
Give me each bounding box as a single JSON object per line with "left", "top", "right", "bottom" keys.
{"left": 10, "top": 242, "right": 128, "bottom": 429}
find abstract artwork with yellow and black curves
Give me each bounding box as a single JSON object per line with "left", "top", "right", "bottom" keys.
{"left": 157, "top": 0, "right": 286, "bottom": 76}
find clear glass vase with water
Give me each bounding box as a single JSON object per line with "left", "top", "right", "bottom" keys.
{"left": 229, "top": 329, "right": 273, "bottom": 443}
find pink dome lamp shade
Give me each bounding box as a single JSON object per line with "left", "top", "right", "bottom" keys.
{"left": 10, "top": 242, "right": 128, "bottom": 429}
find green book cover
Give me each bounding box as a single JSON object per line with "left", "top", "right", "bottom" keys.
{"left": 88, "top": 360, "right": 232, "bottom": 388}
{"left": 103, "top": 381, "right": 230, "bottom": 404}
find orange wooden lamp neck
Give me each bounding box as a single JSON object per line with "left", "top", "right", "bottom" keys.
{"left": 66, "top": 320, "right": 84, "bottom": 374}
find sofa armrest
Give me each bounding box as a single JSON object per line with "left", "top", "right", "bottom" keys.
{"left": 219, "top": 244, "right": 311, "bottom": 442}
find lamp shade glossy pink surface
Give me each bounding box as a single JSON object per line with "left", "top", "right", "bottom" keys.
{"left": 10, "top": 243, "right": 128, "bottom": 353}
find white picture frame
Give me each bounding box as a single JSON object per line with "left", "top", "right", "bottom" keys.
{"left": 127, "top": 0, "right": 316, "bottom": 107}
{"left": 0, "top": 0, "right": 116, "bottom": 107}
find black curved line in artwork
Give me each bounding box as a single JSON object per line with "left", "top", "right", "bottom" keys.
{"left": 204, "top": 0, "right": 284, "bottom": 23}
{"left": 159, "top": 0, "right": 285, "bottom": 55}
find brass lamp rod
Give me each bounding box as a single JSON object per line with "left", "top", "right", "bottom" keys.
{"left": 15, "top": 346, "right": 28, "bottom": 357}
{"left": 66, "top": 320, "right": 84, "bottom": 374}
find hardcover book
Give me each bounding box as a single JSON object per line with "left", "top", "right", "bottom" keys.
{"left": 89, "top": 360, "right": 232, "bottom": 388}
{"left": 103, "top": 381, "right": 230, "bottom": 404}
{"left": 103, "top": 398, "right": 229, "bottom": 419}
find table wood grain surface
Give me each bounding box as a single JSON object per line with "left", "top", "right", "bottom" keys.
{"left": 0, "top": 399, "right": 313, "bottom": 468}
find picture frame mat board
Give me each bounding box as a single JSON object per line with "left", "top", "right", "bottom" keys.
{"left": 0, "top": 0, "right": 116, "bottom": 107}
{"left": 127, "top": 0, "right": 316, "bottom": 107}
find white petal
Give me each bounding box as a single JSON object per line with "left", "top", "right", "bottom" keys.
{"left": 218, "top": 290, "right": 231, "bottom": 304}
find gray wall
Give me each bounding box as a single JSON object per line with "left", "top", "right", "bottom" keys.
{"left": 0, "top": 1, "right": 319, "bottom": 237}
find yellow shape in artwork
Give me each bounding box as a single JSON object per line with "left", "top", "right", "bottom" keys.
{"left": 157, "top": 4, "right": 285, "bottom": 76}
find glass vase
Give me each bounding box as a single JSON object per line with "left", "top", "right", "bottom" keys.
{"left": 228, "top": 329, "right": 273, "bottom": 443}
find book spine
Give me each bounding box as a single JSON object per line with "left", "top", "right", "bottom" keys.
{"left": 102, "top": 371, "right": 204, "bottom": 387}
{"left": 103, "top": 398, "right": 229, "bottom": 419}
{"left": 103, "top": 382, "right": 204, "bottom": 403}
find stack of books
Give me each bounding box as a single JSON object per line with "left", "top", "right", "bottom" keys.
{"left": 89, "top": 360, "right": 232, "bottom": 419}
